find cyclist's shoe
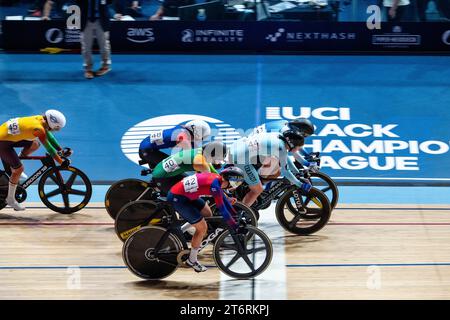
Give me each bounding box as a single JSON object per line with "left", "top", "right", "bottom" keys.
{"left": 186, "top": 259, "right": 207, "bottom": 273}
{"left": 6, "top": 198, "right": 25, "bottom": 211}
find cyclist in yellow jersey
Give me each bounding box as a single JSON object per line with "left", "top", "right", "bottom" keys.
{"left": 0, "top": 110, "right": 70, "bottom": 211}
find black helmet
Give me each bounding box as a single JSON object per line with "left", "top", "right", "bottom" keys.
{"left": 202, "top": 141, "right": 228, "bottom": 163}
{"left": 287, "top": 118, "right": 314, "bottom": 137}
{"left": 220, "top": 166, "right": 245, "bottom": 188}
{"left": 280, "top": 130, "right": 305, "bottom": 151}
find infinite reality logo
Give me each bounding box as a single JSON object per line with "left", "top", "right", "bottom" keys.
{"left": 181, "top": 29, "right": 244, "bottom": 43}
{"left": 181, "top": 29, "right": 194, "bottom": 43}
{"left": 443, "top": 30, "right": 450, "bottom": 45}
{"left": 45, "top": 28, "right": 64, "bottom": 44}
{"left": 121, "top": 114, "right": 242, "bottom": 166}
{"left": 126, "top": 28, "right": 155, "bottom": 43}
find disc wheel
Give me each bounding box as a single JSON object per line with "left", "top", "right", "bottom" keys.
{"left": 105, "top": 179, "right": 154, "bottom": 220}
{"left": 38, "top": 166, "right": 92, "bottom": 214}
{"left": 123, "top": 226, "right": 183, "bottom": 280}
{"left": 115, "top": 200, "right": 172, "bottom": 242}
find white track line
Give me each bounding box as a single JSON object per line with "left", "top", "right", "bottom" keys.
{"left": 219, "top": 203, "right": 287, "bottom": 300}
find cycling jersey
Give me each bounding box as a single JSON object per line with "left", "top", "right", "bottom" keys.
{"left": 139, "top": 125, "right": 194, "bottom": 153}
{"left": 251, "top": 120, "right": 311, "bottom": 166}
{"left": 228, "top": 132, "right": 303, "bottom": 187}
{"left": 168, "top": 173, "right": 237, "bottom": 228}
{"left": 0, "top": 115, "right": 63, "bottom": 164}
{"left": 152, "top": 148, "right": 218, "bottom": 179}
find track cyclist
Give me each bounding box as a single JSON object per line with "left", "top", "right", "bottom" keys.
{"left": 227, "top": 121, "right": 313, "bottom": 207}
{"left": 167, "top": 167, "right": 245, "bottom": 273}
{"left": 252, "top": 118, "right": 319, "bottom": 173}
{"left": 151, "top": 141, "right": 228, "bottom": 195}
{"left": 0, "top": 110, "right": 70, "bottom": 211}
{"left": 138, "top": 120, "right": 211, "bottom": 168}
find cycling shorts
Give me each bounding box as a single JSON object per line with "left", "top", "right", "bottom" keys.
{"left": 166, "top": 192, "right": 206, "bottom": 225}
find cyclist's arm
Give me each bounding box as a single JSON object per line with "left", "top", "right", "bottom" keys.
{"left": 46, "top": 131, "right": 63, "bottom": 152}
{"left": 292, "top": 151, "right": 309, "bottom": 166}
{"left": 211, "top": 179, "right": 237, "bottom": 228}
{"left": 33, "top": 128, "right": 63, "bottom": 164}
{"left": 208, "top": 163, "right": 219, "bottom": 174}
{"left": 299, "top": 147, "right": 309, "bottom": 157}
{"left": 279, "top": 148, "right": 303, "bottom": 188}
{"left": 193, "top": 154, "right": 211, "bottom": 173}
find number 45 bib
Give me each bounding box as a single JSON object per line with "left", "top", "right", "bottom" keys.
{"left": 182, "top": 175, "right": 199, "bottom": 193}
{"left": 7, "top": 118, "right": 20, "bottom": 136}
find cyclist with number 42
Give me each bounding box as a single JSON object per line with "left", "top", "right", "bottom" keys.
{"left": 167, "top": 167, "right": 245, "bottom": 273}
{"left": 227, "top": 120, "right": 314, "bottom": 207}
{"left": 138, "top": 120, "right": 212, "bottom": 169}
{"left": 0, "top": 110, "right": 72, "bottom": 211}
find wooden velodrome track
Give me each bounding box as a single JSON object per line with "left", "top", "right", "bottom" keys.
{"left": 1, "top": 201, "right": 450, "bottom": 300}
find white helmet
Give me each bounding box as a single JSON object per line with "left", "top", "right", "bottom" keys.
{"left": 184, "top": 120, "right": 211, "bottom": 141}
{"left": 45, "top": 109, "right": 66, "bottom": 130}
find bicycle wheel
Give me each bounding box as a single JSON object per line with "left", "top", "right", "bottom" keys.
{"left": 208, "top": 201, "right": 258, "bottom": 232}
{"left": 123, "top": 226, "right": 183, "bottom": 280}
{"left": 307, "top": 172, "right": 339, "bottom": 210}
{"left": 115, "top": 200, "right": 172, "bottom": 242}
{"left": 213, "top": 226, "right": 273, "bottom": 279}
{"left": 38, "top": 166, "right": 92, "bottom": 214}
{"left": 275, "top": 186, "right": 331, "bottom": 235}
{"left": 105, "top": 179, "right": 154, "bottom": 220}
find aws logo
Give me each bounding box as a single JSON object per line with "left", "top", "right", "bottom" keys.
{"left": 126, "top": 28, "right": 155, "bottom": 43}
{"left": 121, "top": 114, "right": 242, "bottom": 166}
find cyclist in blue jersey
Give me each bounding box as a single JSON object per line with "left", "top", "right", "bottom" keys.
{"left": 139, "top": 120, "right": 211, "bottom": 169}
{"left": 227, "top": 122, "right": 312, "bottom": 207}
{"left": 251, "top": 118, "right": 319, "bottom": 173}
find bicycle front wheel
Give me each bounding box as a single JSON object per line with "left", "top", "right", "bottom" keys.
{"left": 213, "top": 226, "right": 273, "bottom": 279}
{"left": 123, "top": 226, "right": 184, "bottom": 280}
{"left": 275, "top": 186, "right": 331, "bottom": 235}
{"left": 38, "top": 166, "right": 92, "bottom": 214}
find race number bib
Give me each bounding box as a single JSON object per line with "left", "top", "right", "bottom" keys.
{"left": 149, "top": 130, "right": 164, "bottom": 145}
{"left": 6, "top": 118, "right": 20, "bottom": 136}
{"left": 162, "top": 158, "right": 180, "bottom": 173}
{"left": 182, "top": 175, "right": 199, "bottom": 193}
{"left": 246, "top": 136, "right": 260, "bottom": 151}
{"left": 252, "top": 124, "right": 266, "bottom": 135}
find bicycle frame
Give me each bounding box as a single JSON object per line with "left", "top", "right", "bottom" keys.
{"left": 1, "top": 154, "right": 57, "bottom": 190}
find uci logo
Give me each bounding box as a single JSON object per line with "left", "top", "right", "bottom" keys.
{"left": 126, "top": 28, "right": 154, "bottom": 43}
{"left": 182, "top": 29, "right": 194, "bottom": 43}
{"left": 45, "top": 28, "right": 64, "bottom": 44}
{"left": 442, "top": 30, "right": 450, "bottom": 45}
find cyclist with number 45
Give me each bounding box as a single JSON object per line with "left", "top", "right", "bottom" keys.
{"left": 227, "top": 122, "right": 312, "bottom": 207}
{"left": 139, "top": 120, "right": 212, "bottom": 169}
{"left": 167, "top": 167, "right": 245, "bottom": 273}
{"left": 0, "top": 110, "right": 71, "bottom": 211}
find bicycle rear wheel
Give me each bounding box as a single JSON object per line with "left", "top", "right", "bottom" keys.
{"left": 123, "top": 226, "right": 183, "bottom": 280}
{"left": 213, "top": 226, "right": 273, "bottom": 279}
{"left": 105, "top": 179, "right": 154, "bottom": 220}
{"left": 275, "top": 186, "right": 331, "bottom": 235}
{"left": 115, "top": 200, "right": 172, "bottom": 242}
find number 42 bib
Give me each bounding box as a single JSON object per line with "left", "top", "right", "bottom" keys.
{"left": 182, "top": 175, "right": 199, "bottom": 193}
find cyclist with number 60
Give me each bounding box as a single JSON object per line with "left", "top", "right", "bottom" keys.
{"left": 138, "top": 120, "right": 211, "bottom": 169}
{"left": 166, "top": 167, "right": 245, "bottom": 273}
{"left": 0, "top": 110, "right": 71, "bottom": 211}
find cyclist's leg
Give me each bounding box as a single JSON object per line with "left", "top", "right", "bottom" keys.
{"left": 0, "top": 141, "right": 27, "bottom": 210}
{"left": 236, "top": 163, "right": 264, "bottom": 207}
{"left": 167, "top": 193, "right": 208, "bottom": 272}
{"left": 193, "top": 198, "right": 212, "bottom": 218}
{"left": 19, "top": 140, "right": 40, "bottom": 157}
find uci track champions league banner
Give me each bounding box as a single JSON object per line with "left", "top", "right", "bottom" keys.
{"left": 119, "top": 106, "right": 450, "bottom": 185}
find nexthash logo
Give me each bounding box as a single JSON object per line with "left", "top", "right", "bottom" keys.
{"left": 266, "top": 28, "right": 285, "bottom": 42}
